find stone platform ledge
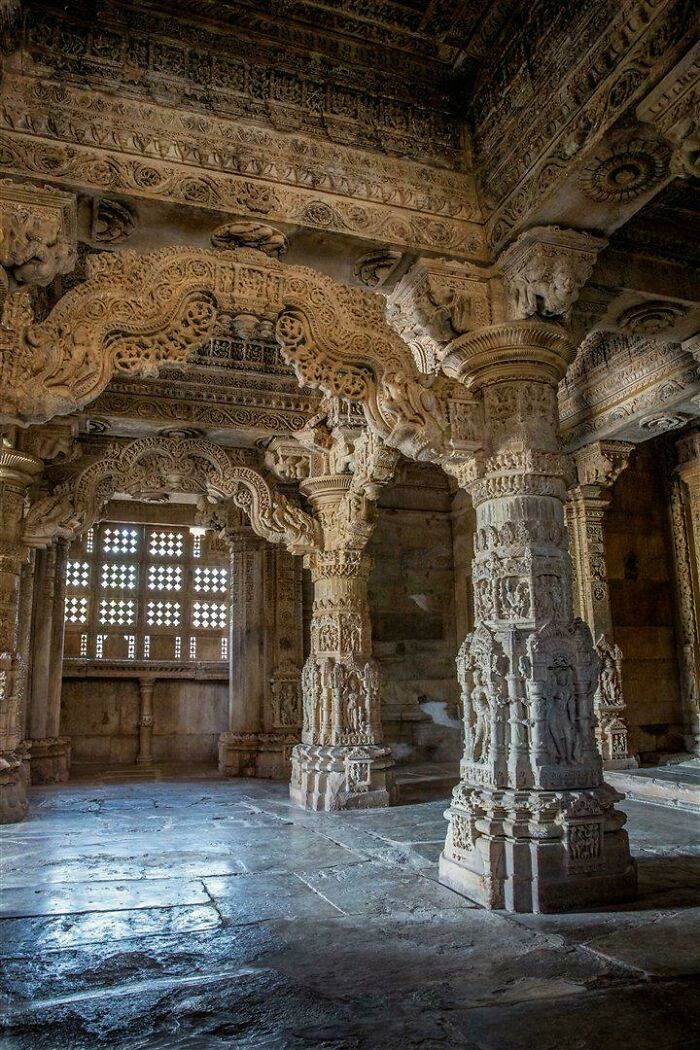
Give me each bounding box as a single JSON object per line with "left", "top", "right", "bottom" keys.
{"left": 606, "top": 764, "right": 700, "bottom": 814}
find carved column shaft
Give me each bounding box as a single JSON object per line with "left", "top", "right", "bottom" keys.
{"left": 27, "top": 539, "right": 71, "bottom": 783}
{"left": 0, "top": 442, "right": 42, "bottom": 822}
{"left": 674, "top": 431, "right": 700, "bottom": 752}
{"left": 565, "top": 442, "right": 636, "bottom": 769}
{"left": 439, "top": 322, "right": 635, "bottom": 913}
{"left": 219, "top": 527, "right": 272, "bottom": 777}
{"left": 566, "top": 494, "right": 613, "bottom": 639}
{"left": 289, "top": 454, "right": 394, "bottom": 812}
{"left": 15, "top": 551, "right": 35, "bottom": 742}
{"left": 27, "top": 544, "right": 57, "bottom": 743}
{"left": 136, "top": 677, "right": 155, "bottom": 766}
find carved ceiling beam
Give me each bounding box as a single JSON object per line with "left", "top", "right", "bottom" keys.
{"left": 560, "top": 331, "right": 700, "bottom": 450}
{"left": 473, "top": 0, "right": 698, "bottom": 255}
{"left": 0, "top": 70, "right": 483, "bottom": 260}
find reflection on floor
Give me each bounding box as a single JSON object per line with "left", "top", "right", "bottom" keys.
{"left": 1, "top": 766, "right": 699, "bottom": 1049}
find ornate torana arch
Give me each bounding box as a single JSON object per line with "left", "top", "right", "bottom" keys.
{"left": 0, "top": 246, "right": 476, "bottom": 463}
{"left": 22, "top": 436, "right": 320, "bottom": 553}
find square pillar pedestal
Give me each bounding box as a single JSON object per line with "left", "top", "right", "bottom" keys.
{"left": 290, "top": 743, "right": 395, "bottom": 811}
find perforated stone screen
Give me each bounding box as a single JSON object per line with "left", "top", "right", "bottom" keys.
{"left": 64, "top": 521, "right": 230, "bottom": 664}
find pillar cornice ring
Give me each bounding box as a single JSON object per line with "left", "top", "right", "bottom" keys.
{"left": 440, "top": 321, "right": 575, "bottom": 390}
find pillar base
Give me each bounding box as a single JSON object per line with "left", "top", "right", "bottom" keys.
{"left": 290, "top": 743, "right": 396, "bottom": 811}
{"left": 218, "top": 732, "right": 298, "bottom": 780}
{"left": 0, "top": 751, "right": 29, "bottom": 823}
{"left": 439, "top": 782, "right": 636, "bottom": 913}
{"left": 29, "top": 737, "right": 71, "bottom": 784}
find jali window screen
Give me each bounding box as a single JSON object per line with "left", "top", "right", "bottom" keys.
{"left": 64, "top": 523, "right": 229, "bottom": 663}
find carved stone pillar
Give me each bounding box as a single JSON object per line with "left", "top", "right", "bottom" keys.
{"left": 566, "top": 442, "right": 637, "bottom": 769}
{"left": 27, "top": 539, "right": 71, "bottom": 783}
{"left": 15, "top": 550, "right": 35, "bottom": 742}
{"left": 219, "top": 526, "right": 271, "bottom": 777}
{"left": 291, "top": 471, "right": 393, "bottom": 811}
{"left": 27, "top": 546, "right": 56, "bottom": 743}
{"left": 0, "top": 440, "right": 42, "bottom": 822}
{"left": 674, "top": 430, "right": 700, "bottom": 753}
{"left": 262, "top": 545, "right": 304, "bottom": 778}
{"left": 136, "top": 677, "right": 155, "bottom": 766}
{"left": 439, "top": 322, "right": 636, "bottom": 912}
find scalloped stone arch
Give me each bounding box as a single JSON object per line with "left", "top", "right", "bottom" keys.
{"left": 0, "top": 245, "right": 452, "bottom": 456}
{"left": 22, "top": 436, "right": 320, "bottom": 553}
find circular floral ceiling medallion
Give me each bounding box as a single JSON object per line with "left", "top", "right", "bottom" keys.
{"left": 639, "top": 412, "right": 691, "bottom": 435}
{"left": 616, "top": 300, "right": 688, "bottom": 336}
{"left": 581, "top": 139, "right": 670, "bottom": 202}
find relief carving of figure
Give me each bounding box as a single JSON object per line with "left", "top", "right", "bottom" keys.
{"left": 501, "top": 578, "right": 530, "bottom": 619}
{"left": 594, "top": 636, "right": 624, "bottom": 710}
{"left": 470, "top": 668, "right": 492, "bottom": 763}
{"left": 546, "top": 664, "right": 578, "bottom": 764}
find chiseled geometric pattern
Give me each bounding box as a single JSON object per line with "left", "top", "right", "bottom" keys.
{"left": 66, "top": 561, "right": 90, "bottom": 588}
{"left": 65, "top": 595, "right": 89, "bottom": 624}
{"left": 102, "top": 527, "right": 138, "bottom": 555}
{"left": 147, "top": 564, "right": 183, "bottom": 592}
{"left": 191, "top": 601, "right": 227, "bottom": 630}
{"left": 100, "top": 563, "right": 137, "bottom": 590}
{"left": 98, "top": 599, "right": 136, "bottom": 626}
{"left": 148, "top": 530, "right": 185, "bottom": 558}
{"left": 146, "top": 600, "right": 182, "bottom": 627}
{"left": 193, "top": 567, "right": 228, "bottom": 594}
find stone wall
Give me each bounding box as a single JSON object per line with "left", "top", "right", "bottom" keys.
{"left": 368, "top": 462, "right": 463, "bottom": 766}
{"left": 606, "top": 442, "right": 685, "bottom": 757}
{"left": 62, "top": 679, "right": 228, "bottom": 766}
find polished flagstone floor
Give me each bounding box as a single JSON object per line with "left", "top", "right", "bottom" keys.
{"left": 1, "top": 767, "right": 699, "bottom": 1049}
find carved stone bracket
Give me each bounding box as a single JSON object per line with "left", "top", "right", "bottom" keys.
{"left": 0, "top": 179, "right": 77, "bottom": 305}
{"left": 385, "top": 257, "right": 493, "bottom": 373}
{"left": 498, "top": 226, "right": 608, "bottom": 323}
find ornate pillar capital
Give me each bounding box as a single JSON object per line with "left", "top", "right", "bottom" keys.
{"left": 385, "top": 256, "right": 494, "bottom": 373}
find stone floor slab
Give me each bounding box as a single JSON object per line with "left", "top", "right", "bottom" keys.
{"left": 1, "top": 771, "right": 699, "bottom": 1048}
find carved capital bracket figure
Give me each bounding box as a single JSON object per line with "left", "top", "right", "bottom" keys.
{"left": 498, "top": 226, "right": 608, "bottom": 324}
{"left": 0, "top": 179, "right": 77, "bottom": 307}
{"left": 673, "top": 428, "right": 700, "bottom": 752}
{"left": 566, "top": 441, "right": 637, "bottom": 768}
{"left": 0, "top": 436, "right": 43, "bottom": 822}
{"left": 385, "top": 257, "right": 495, "bottom": 373}
{"left": 436, "top": 321, "right": 636, "bottom": 911}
